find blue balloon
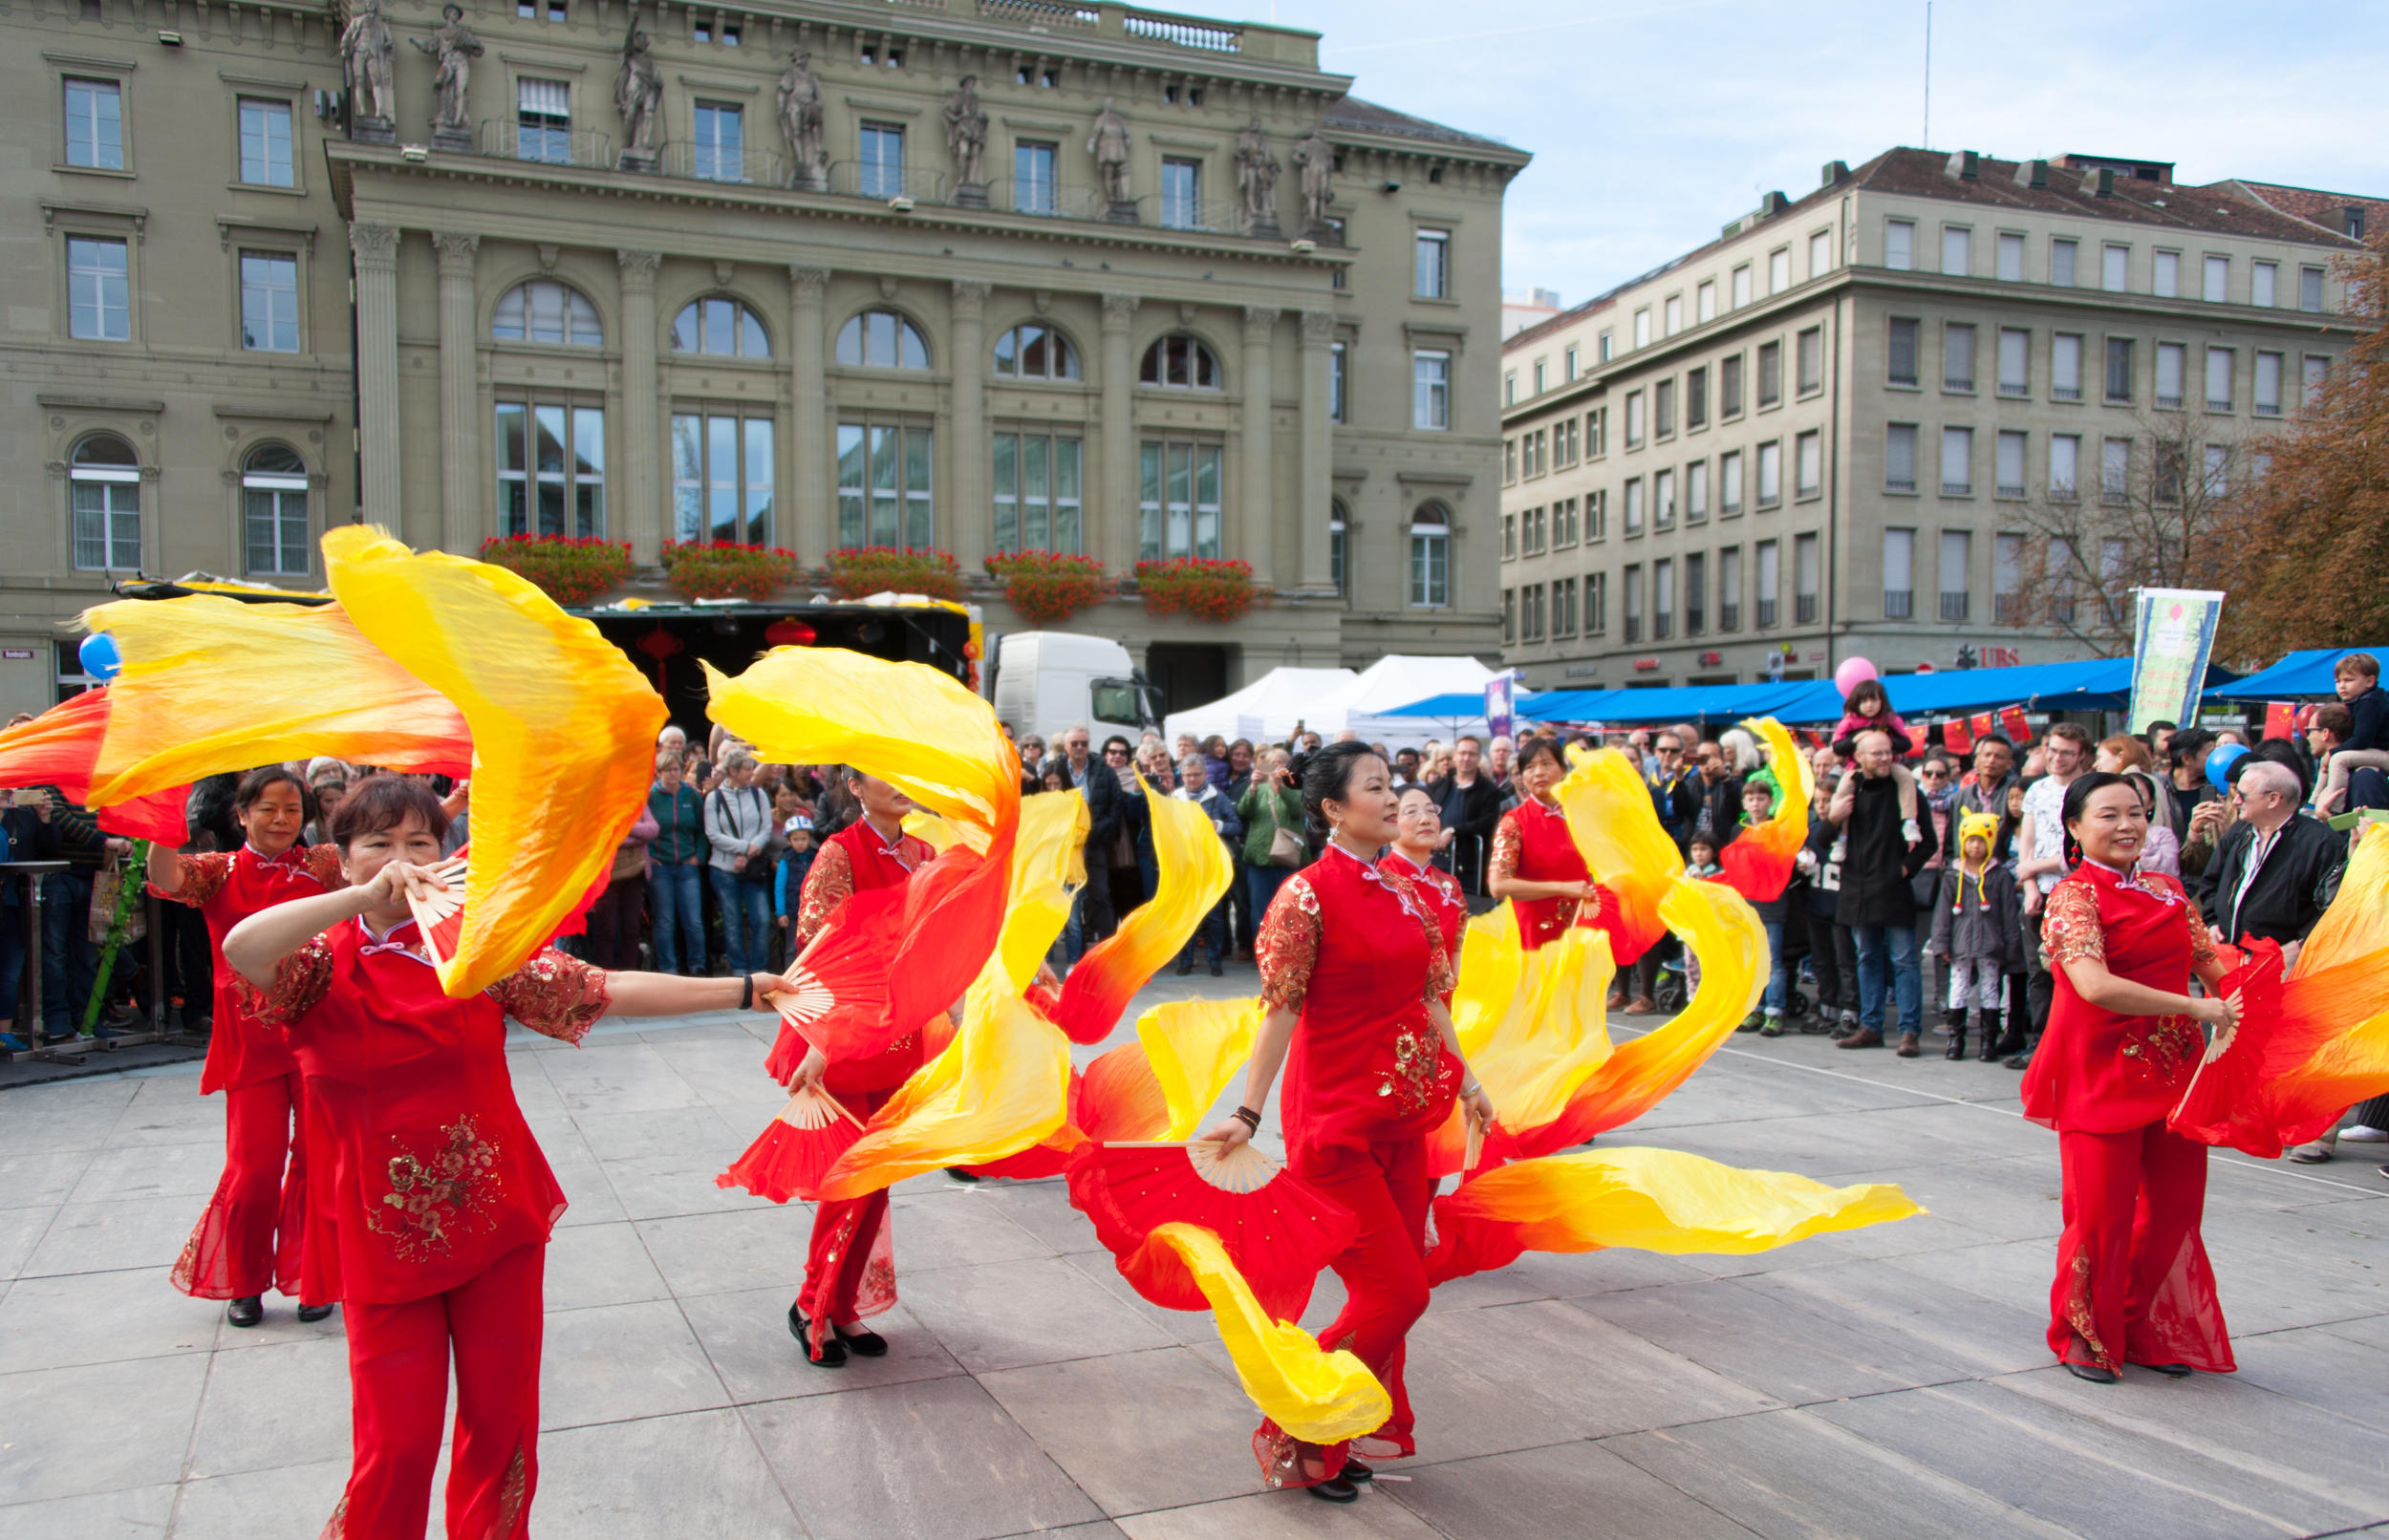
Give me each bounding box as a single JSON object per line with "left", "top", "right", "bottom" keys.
{"left": 2205, "top": 742, "right": 2249, "bottom": 792}
{"left": 77, "top": 631, "right": 122, "bottom": 683}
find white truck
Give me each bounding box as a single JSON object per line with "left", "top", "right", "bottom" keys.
{"left": 987, "top": 631, "right": 1163, "bottom": 745}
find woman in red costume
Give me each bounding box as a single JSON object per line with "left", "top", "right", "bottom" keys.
{"left": 780, "top": 765, "right": 935, "bottom": 1367}
{"left": 145, "top": 765, "right": 338, "bottom": 1329}
{"left": 223, "top": 776, "right": 780, "bottom": 1540}
{"left": 1209, "top": 742, "right": 1495, "bottom": 1504}
{"left": 1485, "top": 736, "right": 1605, "bottom": 952}
{"left": 1383, "top": 784, "right": 1469, "bottom": 982}
{"left": 2021, "top": 771, "right": 2240, "bottom": 1384}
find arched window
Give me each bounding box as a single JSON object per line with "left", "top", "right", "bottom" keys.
{"left": 1409, "top": 503, "right": 1451, "bottom": 609}
{"left": 1329, "top": 499, "right": 1349, "bottom": 598}
{"left": 243, "top": 443, "right": 311, "bottom": 576}
{"left": 835, "top": 309, "right": 931, "bottom": 370}
{"left": 491, "top": 280, "right": 603, "bottom": 346}
{"left": 671, "top": 296, "right": 770, "bottom": 357}
{"left": 1139, "top": 333, "right": 1221, "bottom": 389}
{"left": 993, "top": 322, "right": 1079, "bottom": 381}
{"left": 69, "top": 434, "right": 141, "bottom": 572}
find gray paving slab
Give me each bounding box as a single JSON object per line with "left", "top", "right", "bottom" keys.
{"left": 978, "top": 1345, "right": 1257, "bottom": 1516}
{"left": 538, "top": 1297, "right": 733, "bottom": 1429}
{"left": 1390, "top": 1439, "right": 1765, "bottom": 1539}
{"left": 0, "top": 1484, "right": 180, "bottom": 1540}
{"left": 185, "top": 1335, "right": 356, "bottom": 1478}
{"left": 535, "top": 1407, "right": 803, "bottom": 1539}
{"left": 165, "top": 1457, "right": 353, "bottom": 1540}
{"left": 0, "top": 1263, "right": 221, "bottom": 1374}
{"left": 0, "top": 1352, "right": 210, "bottom": 1504}
{"left": 899, "top": 1252, "right": 1178, "bottom": 1374}
{"left": 1116, "top": 1487, "right": 1447, "bottom": 1539}
{"left": 683, "top": 1292, "right": 967, "bottom": 1403}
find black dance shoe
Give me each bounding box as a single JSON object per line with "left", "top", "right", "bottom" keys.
{"left": 787, "top": 1305, "right": 847, "bottom": 1366}
{"left": 1340, "top": 1458, "right": 1374, "bottom": 1483}
{"left": 833, "top": 1322, "right": 889, "bottom": 1357}
{"left": 2141, "top": 1361, "right": 2193, "bottom": 1379}
{"left": 296, "top": 1302, "right": 335, "bottom": 1324}
{"left": 1306, "top": 1475, "right": 1360, "bottom": 1504}
{"left": 2064, "top": 1360, "right": 2118, "bottom": 1384}
{"left": 226, "top": 1295, "right": 264, "bottom": 1329}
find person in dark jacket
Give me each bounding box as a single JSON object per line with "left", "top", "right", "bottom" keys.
{"left": 1728, "top": 780, "right": 1797, "bottom": 1037}
{"left": 1825, "top": 728, "right": 1939, "bottom": 1055}
{"left": 645, "top": 749, "right": 708, "bottom": 975}
{"left": 1424, "top": 735, "right": 1504, "bottom": 897}
{"left": 2203, "top": 759, "right": 2342, "bottom": 955}
{"left": 1057, "top": 725, "right": 1132, "bottom": 955}
{"left": 1926, "top": 809, "right": 2026, "bottom": 1060}
{"left": 1797, "top": 746, "right": 1857, "bottom": 1033}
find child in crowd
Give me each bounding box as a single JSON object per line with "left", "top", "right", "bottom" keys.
{"left": 1926, "top": 810, "right": 2024, "bottom": 1061}
{"left": 1830, "top": 678, "right": 1909, "bottom": 758}
{"left": 1731, "top": 781, "right": 1797, "bottom": 1037}
{"left": 773, "top": 813, "right": 818, "bottom": 972}
{"left": 1680, "top": 835, "right": 1723, "bottom": 1000}
{"left": 2316, "top": 652, "right": 2389, "bottom": 815}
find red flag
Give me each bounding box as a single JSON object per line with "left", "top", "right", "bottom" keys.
{"left": 2263, "top": 701, "right": 2297, "bottom": 740}
{"left": 1942, "top": 717, "right": 1972, "bottom": 754}
{"left": 1998, "top": 706, "right": 2032, "bottom": 743}
{"left": 1797, "top": 728, "right": 1824, "bottom": 749}
{"left": 1969, "top": 711, "right": 1996, "bottom": 743}
{"left": 1904, "top": 724, "right": 1929, "bottom": 755}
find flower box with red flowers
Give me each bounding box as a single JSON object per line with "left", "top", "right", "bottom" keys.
{"left": 659, "top": 541, "right": 805, "bottom": 602}
{"left": 1132, "top": 557, "right": 1255, "bottom": 622}
{"left": 477, "top": 534, "right": 635, "bottom": 609}
{"left": 983, "top": 550, "right": 1110, "bottom": 626}
{"left": 824, "top": 546, "right": 965, "bottom": 603}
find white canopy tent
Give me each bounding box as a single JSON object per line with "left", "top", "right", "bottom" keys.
{"left": 1342, "top": 655, "right": 1500, "bottom": 748}
{"left": 1163, "top": 667, "right": 1358, "bottom": 745}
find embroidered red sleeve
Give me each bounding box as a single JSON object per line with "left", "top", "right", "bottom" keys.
{"left": 1488, "top": 813, "right": 1523, "bottom": 885}
{"left": 2040, "top": 880, "right": 2105, "bottom": 967}
{"left": 155, "top": 850, "right": 233, "bottom": 907}
{"left": 488, "top": 948, "right": 611, "bottom": 1045}
{"left": 795, "top": 842, "right": 853, "bottom": 944}
{"left": 240, "top": 933, "right": 335, "bottom": 1028}
{"left": 1256, "top": 874, "right": 1323, "bottom": 1012}
{"left": 305, "top": 844, "right": 349, "bottom": 890}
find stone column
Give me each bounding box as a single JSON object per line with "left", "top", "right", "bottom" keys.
{"left": 1099, "top": 291, "right": 1139, "bottom": 570}
{"left": 1238, "top": 306, "right": 1277, "bottom": 586}
{"left": 789, "top": 266, "right": 833, "bottom": 557}
{"left": 433, "top": 232, "right": 481, "bottom": 552}
{"left": 948, "top": 279, "right": 990, "bottom": 566}
{"left": 350, "top": 223, "right": 403, "bottom": 531}
{"left": 616, "top": 250, "right": 662, "bottom": 561}
{"left": 1297, "top": 310, "right": 1335, "bottom": 590}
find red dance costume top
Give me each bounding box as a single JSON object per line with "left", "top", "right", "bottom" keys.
{"left": 248, "top": 917, "right": 610, "bottom": 1305}
{"left": 2021, "top": 861, "right": 2219, "bottom": 1135}
{"left": 1378, "top": 850, "right": 1468, "bottom": 996}
{"left": 1487, "top": 797, "right": 1607, "bottom": 951}
{"left": 152, "top": 844, "right": 346, "bottom": 1095}
{"left": 1258, "top": 843, "right": 1461, "bottom": 1159}
{"left": 792, "top": 818, "right": 935, "bottom": 1095}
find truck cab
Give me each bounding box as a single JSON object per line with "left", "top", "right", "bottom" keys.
{"left": 988, "top": 631, "right": 1163, "bottom": 745}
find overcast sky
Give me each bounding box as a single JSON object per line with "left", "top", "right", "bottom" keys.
{"left": 1191, "top": 0, "right": 2388, "bottom": 306}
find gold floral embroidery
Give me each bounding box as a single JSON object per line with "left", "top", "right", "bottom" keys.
{"left": 1488, "top": 814, "right": 1524, "bottom": 886}
{"left": 159, "top": 850, "right": 234, "bottom": 907}
{"left": 1256, "top": 876, "right": 1323, "bottom": 1012}
{"left": 248, "top": 934, "right": 336, "bottom": 1028}
{"left": 795, "top": 843, "right": 854, "bottom": 944}
{"left": 2040, "top": 879, "right": 2105, "bottom": 967}
{"left": 493, "top": 1444, "right": 529, "bottom": 1536}
{"left": 318, "top": 1495, "right": 348, "bottom": 1540}
{"left": 2120, "top": 1015, "right": 2205, "bottom": 1086}
{"left": 369, "top": 1115, "right": 501, "bottom": 1261}
{"left": 1378, "top": 1023, "right": 1450, "bottom": 1115}
{"left": 487, "top": 948, "right": 610, "bottom": 1044}
{"left": 1256, "top": 1424, "right": 1306, "bottom": 1489}
{"left": 2063, "top": 1251, "right": 2114, "bottom": 1370}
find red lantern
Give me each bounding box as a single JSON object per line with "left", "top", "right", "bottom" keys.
{"left": 635, "top": 623, "right": 684, "bottom": 694}
{"left": 764, "top": 618, "right": 818, "bottom": 647}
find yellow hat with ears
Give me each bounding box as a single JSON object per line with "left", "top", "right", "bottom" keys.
{"left": 1958, "top": 809, "right": 2000, "bottom": 850}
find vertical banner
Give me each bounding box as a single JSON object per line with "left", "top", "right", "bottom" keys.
{"left": 2128, "top": 588, "right": 2226, "bottom": 734}
{"left": 1483, "top": 673, "right": 1516, "bottom": 743}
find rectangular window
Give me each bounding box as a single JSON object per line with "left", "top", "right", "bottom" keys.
{"left": 1794, "top": 532, "right": 1819, "bottom": 624}
{"left": 1553, "top": 576, "right": 1576, "bottom": 639}
{"left": 2203, "top": 444, "right": 2230, "bottom": 499}
{"left": 2300, "top": 266, "right": 2326, "bottom": 312}
{"left": 2105, "top": 337, "right": 2134, "bottom": 402}
{"left": 1633, "top": 308, "right": 1651, "bottom": 349}
{"left": 1517, "top": 581, "right": 1539, "bottom": 638}
{"left": 243, "top": 463, "right": 310, "bottom": 576}
{"left": 1941, "top": 426, "right": 1972, "bottom": 496}
{"left": 1501, "top": 589, "right": 1514, "bottom": 645}
{"left": 692, "top": 102, "right": 744, "bottom": 182}
{"left": 1756, "top": 340, "right": 1781, "bottom": 407}
{"left": 1556, "top": 418, "right": 1577, "bottom": 467}
{"left": 1996, "top": 430, "right": 2027, "bottom": 498}
{"left": 1411, "top": 351, "right": 1451, "bottom": 430}
{"left": 1654, "top": 467, "right": 1675, "bottom": 528}
{"left": 1623, "top": 478, "right": 1644, "bottom": 536}
{"left": 1997, "top": 328, "right": 2029, "bottom": 396}
{"left": 2101, "top": 243, "right": 2130, "bottom": 292}
{"left": 500, "top": 402, "right": 608, "bottom": 538}
{"left": 1719, "top": 545, "right": 1741, "bottom": 631}
{"left": 1994, "top": 532, "right": 2024, "bottom": 623}
{"left": 1887, "top": 317, "right": 1919, "bottom": 386}
{"left": 2050, "top": 434, "right": 2080, "bottom": 500}
{"left": 1885, "top": 423, "right": 1918, "bottom": 493}
{"left": 2254, "top": 351, "right": 2283, "bottom": 415}
{"left": 63, "top": 78, "right": 124, "bottom": 169}
{"left": 1941, "top": 226, "right": 1969, "bottom": 277}
{"left": 1137, "top": 440, "right": 1221, "bottom": 560}
{"left": 1944, "top": 322, "right": 1975, "bottom": 391}
{"left": 2053, "top": 333, "right": 2083, "bottom": 400}
{"left": 1797, "top": 326, "right": 1822, "bottom": 394}
{"left": 1997, "top": 231, "right": 2025, "bottom": 282}
{"left": 67, "top": 236, "right": 130, "bottom": 341}
{"left": 1809, "top": 229, "right": 1833, "bottom": 279}
{"left": 669, "top": 413, "right": 771, "bottom": 544}
{"left": 1587, "top": 488, "right": 1606, "bottom": 541}
{"left": 859, "top": 122, "right": 907, "bottom": 197}
{"left": 1503, "top": 373, "right": 1517, "bottom": 408}
{"left": 1653, "top": 557, "right": 1674, "bottom": 639}
{"left": 2252, "top": 260, "right": 2277, "bottom": 308}
{"left": 238, "top": 251, "right": 300, "bottom": 353}
{"left": 1696, "top": 280, "right": 1716, "bottom": 322}
{"left": 1654, "top": 378, "right": 1675, "bottom": 438}
{"left": 2205, "top": 346, "right": 2234, "bottom": 411}
{"left": 1411, "top": 514, "right": 1450, "bottom": 608}
{"left": 1502, "top": 513, "right": 1516, "bottom": 561}
{"left": 1564, "top": 344, "right": 1579, "bottom": 381}
{"left": 1885, "top": 219, "right": 1914, "bottom": 270}
{"left": 238, "top": 97, "right": 294, "bottom": 186}
{"left": 1624, "top": 390, "right": 1645, "bottom": 448}
{"left": 1533, "top": 360, "right": 1547, "bottom": 396}
{"left": 1522, "top": 505, "right": 1543, "bottom": 555}
{"left": 1664, "top": 295, "right": 1683, "bottom": 336}
{"left": 1013, "top": 139, "right": 1058, "bottom": 213}
{"left": 1587, "top": 408, "right": 1606, "bottom": 458}
{"left": 1769, "top": 247, "right": 1792, "bottom": 294}
{"left": 2101, "top": 437, "right": 2131, "bottom": 502}
{"left": 992, "top": 432, "right": 1083, "bottom": 552}
{"left": 1686, "top": 366, "right": 1708, "bottom": 429}
{"left": 1686, "top": 460, "right": 1709, "bottom": 524}
{"left": 1795, "top": 431, "right": 1820, "bottom": 498}
{"left": 2051, "top": 237, "right": 2078, "bottom": 288}
{"left": 838, "top": 421, "right": 933, "bottom": 546}
{"left": 1555, "top": 495, "right": 1578, "bottom": 546}
{"left": 1623, "top": 564, "right": 1643, "bottom": 643}
{"left": 1599, "top": 331, "right": 1613, "bottom": 362}
{"left": 1731, "top": 265, "right": 1752, "bottom": 309}
{"left": 2153, "top": 250, "right": 2180, "bottom": 298}
{"left": 1882, "top": 527, "right": 1914, "bottom": 619}
{"left": 2304, "top": 354, "right": 2330, "bottom": 404}
{"left": 1503, "top": 438, "right": 1517, "bottom": 485}
{"left": 1685, "top": 550, "right": 1706, "bottom": 635}
{"left": 2155, "top": 342, "right": 2185, "bottom": 409}
{"left": 1939, "top": 529, "right": 1971, "bottom": 621}
{"left": 1756, "top": 440, "right": 1781, "bottom": 506}
{"left": 1755, "top": 539, "right": 1779, "bottom": 628}
{"left": 1414, "top": 229, "right": 1450, "bottom": 298}
{"left": 1720, "top": 354, "right": 1744, "bottom": 417}
{"left": 2203, "top": 254, "right": 2228, "bottom": 304}
{"left": 517, "top": 77, "right": 572, "bottom": 163}
{"left": 1586, "top": 571, "right": 1606, "bottom": 633}
{"left": 71, "top": 460, "right": 141, "bottom": 571}
{"left": 1720, "top": 449, "right": 1744, "bottom": 515}
{"left": 1329, "top": 342, "right": 1346, "bottom": 423}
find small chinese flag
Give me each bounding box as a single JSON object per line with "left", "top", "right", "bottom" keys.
{"left": 2263, "top": 701, "right": 2297, "bottom": 740}
{"left": 1905, "top": 724, "right": 1930, "bottom": 755}
{"left": 1969, "top": 711, "right": 1997, "bottom": 743}
{"left": 1943, "top": 717, "right": 1973, "bottom": 754}
{"left": 1999, "top": 706, "right": 2032, "bottom": 743}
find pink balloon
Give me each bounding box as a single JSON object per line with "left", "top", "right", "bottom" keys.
{"left": 1833, "top": 656, "right": 1879, "bottom": 696}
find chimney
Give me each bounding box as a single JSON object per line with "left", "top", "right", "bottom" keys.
{"left": 2012, "top": 158, "right": 2049, "bottom": 189}
{"left": 2082, "top": 165, "right": 2115, "bottom": 198}
{"left": 1820, "top": 159, "right": 1851, "bottom": 188}
{"left": 1945, "top": 149, "right": 1979, "bottom": 181}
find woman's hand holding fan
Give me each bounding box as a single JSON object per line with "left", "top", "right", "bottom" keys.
{"left": 716, "top": 1081, "right": 868, "bottom": 1204}
{"left": 397, "top": 854, "right": 468, "bottom": 965}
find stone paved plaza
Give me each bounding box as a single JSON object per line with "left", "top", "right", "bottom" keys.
{"left": 6, "top": 973, "right": 2389, "bottom": 1540}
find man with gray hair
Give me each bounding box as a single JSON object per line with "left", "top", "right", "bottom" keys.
{"left": 1170, "top": 755, "right": 1241, "bottom": 975}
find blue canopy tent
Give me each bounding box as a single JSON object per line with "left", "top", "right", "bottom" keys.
{"left": 1519, "top": 681, "right": 1831, "bottom": 725}
{"left": 2204, "top": 646, "right": 2386, "bottom": 700}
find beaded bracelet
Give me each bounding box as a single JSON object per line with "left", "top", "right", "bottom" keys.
{"left": 1232, "top": 1104, "right": 1262, "bottom": 1131}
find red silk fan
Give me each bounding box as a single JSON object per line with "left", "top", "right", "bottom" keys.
{"left": 716, "top": 1084, "right": 867, "bottom": 1204}
{"left": 402, "top": 854, "right": 470, "bottom": 968}
{"left": 2170, "top": 939, "right": 2389, "bottom": 1158}
{"left": 1067, "top": 1141, "right": 1357, "bottom": 1322}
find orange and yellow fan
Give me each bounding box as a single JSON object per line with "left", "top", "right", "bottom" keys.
{"left": 717, "top": 1084, "right": 869, "bottom": 1204}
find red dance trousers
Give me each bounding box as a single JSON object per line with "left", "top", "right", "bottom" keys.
{"left": 2049, "top": 1121, "right": 2235, "bottom": 1374}
{"left": 796, "top": 1086, "right": 898, "bottom": 1355}
{"left": 1258, "top": 1137, "right": 1432, "bottom": 1487}
{"left": 172, "top": 1071, "right": 308, "bottom": 1300}
{"left": 332, "top": 1241, "right": 546, "bottom": 1540}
